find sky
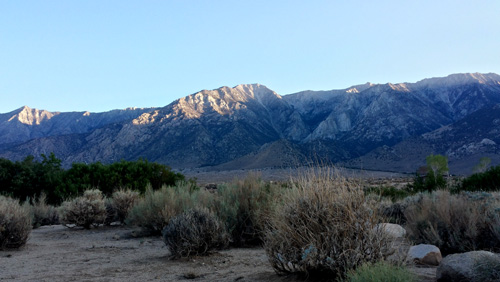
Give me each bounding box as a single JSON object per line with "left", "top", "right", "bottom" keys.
{"left": 1, "top": 0, "right": 500, "bottom": 113}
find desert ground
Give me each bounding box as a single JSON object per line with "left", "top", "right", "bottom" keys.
{"left": 183, "top": 167, "right": 410, "bottom": 187}
{"left": 0, "top": 224, "right": 436, "bottom": 281}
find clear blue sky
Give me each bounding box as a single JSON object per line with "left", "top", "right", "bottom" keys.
{"left": 1, "top": 0, "right": 499, "bottom": 113}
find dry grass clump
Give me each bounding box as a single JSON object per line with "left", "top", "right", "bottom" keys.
{"left": 162, "top": 208, "right": 228, "bottom": 258}
{"left": 109, "top": 188, "right": 140, "bottom": 224}
{"left": 213, "top": 173, "right": 279, "bottom": 246}
{"left": 126, "top": 183, "right": 214, "bottom": 235}
{"left": 59, "top": 189, "right": 107, "bottom": 229}
{"left": 264, "top": 167, "right": 389, "bottom": 280}
{"left": 29, "top": 193, "right": 59, "bottom": 228}
{"left": 0, "top": 195, "right": 32, "bottom": 249}
{"left": 404, "top": 190, "right": 500, "bottom": 255}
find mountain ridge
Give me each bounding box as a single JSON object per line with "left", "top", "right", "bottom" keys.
{"left": 1, "top": 73, "right": 499, "bottom": 174}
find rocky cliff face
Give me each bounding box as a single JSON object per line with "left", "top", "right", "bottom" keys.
{"left": 1, "top": 73, "right": 499, "bottom": 173}
{"left": 0, "top": 106, "right": 155, "bottom": 146}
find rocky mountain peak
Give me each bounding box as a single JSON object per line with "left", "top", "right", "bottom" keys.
{"left": 8, "top": 106, "right": 57, "bottom": 125}
{"left": 416, "top": 72, "right": 500, "bottom": 88}
{"left": 165, "top": 84, "right": 281, "bottom": 120}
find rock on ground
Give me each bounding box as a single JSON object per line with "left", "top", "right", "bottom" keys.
{"left": 407, "top": 244, "right": 442, "bottom": 266}
{"left": 437, "top": 250, "right": 499, "bottom": 282}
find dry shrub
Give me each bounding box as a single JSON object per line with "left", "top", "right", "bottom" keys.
{"left": 59, "top": 189, "right": 107, "bottom": 229}
{"left": 264, "top": 167, "right": 389, "bottom": 280}
{"left": 0, "top": 196, "right": 32, "bottom": 249}
{"left": 404, "top": 190, "right": 500, "bottom": 255}
{"left": 110, "top": 188, "right": 140, "bottom": 224}
{"left": 126, "top": 183, "right": 214, "bottom": 235}
{"left": 29, "top": 193, "right": 59, "bottom": 228}
{"left": 213, "top": 173, "right": 280, "bottom": 246}
{"left": 162, "top": 208, "right": 228, "bottom": 258}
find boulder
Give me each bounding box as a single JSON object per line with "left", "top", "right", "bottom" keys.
{"left": 406, "top": 244, "right": 442, "bottom": 266}
{"left": 375, "top": 223, "right": 406, "bottom": 238}
{"left": 437, "top": 251, "right": 499, "bottom": 282}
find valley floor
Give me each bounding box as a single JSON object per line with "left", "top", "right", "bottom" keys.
{"left": 0, "top": 225, "right": 435, "bottom": 281}
{"left": 182, "top": 167, "right": 410, "bottom": 186}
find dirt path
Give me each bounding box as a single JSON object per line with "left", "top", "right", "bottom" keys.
{"left": 0, "top": 225, "right": 435, "bottom": 281}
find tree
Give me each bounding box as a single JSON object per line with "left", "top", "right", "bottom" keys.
{"left": 426, "top": 154, "right": 449, "bottom": 176}
{"left": 473, "top": 157, "right": 491, "bottom": 174}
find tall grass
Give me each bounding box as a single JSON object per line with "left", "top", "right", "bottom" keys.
{"left": 264, "top": 167, "right": 390, "bottom": 280}
{"left": 27, "top": 192, "right": 59, "bottom": 228}
{"left": 404, "top": 190, "right": 500, "bottom": 255}
{"left": 213, "top": 173, "right": 280, "bottom": 246}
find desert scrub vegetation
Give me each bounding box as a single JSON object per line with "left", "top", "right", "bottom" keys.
{"left": 263, "top": 168, "right": 390, "bottom": 280}
{"left": 0, "top": 195, "right": 32, "bottom": 249}
{"left": 108, "top": 188, "right": 140, "bottom": 224}
{"left": 162, "top": 208, "right": 228, "bottom": 258}
{"left": 58, "top": 189, "right": 107, "bottom": 229}
{"left": 404, "top": 190, "right": 500, "bottom": 255}
{"left": 27, "top": 192, "right": 59, "bottom": 228}
{"left": 346, "top": 261, "right": 416, "bottom": 282}
{"left": 126, "top": 183, "right": 214, "bottom": 235}
{"left": 212, "top": 174, "right": 279, "bottom": 246}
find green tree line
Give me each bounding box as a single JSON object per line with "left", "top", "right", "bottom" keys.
{"left": 0, "top": 153, "right": 185, "bottom": 204}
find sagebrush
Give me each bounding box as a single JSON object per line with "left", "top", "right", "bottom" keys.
{"left": 264, "top": 167, "right": 390, "bottom": 280}
{"left": 213, "top": 173, "right": 279, "bottom": 246}
{"left": 109, "top": 188, "right": 140, "bottom": 224}
{"left": 126, "top": 183, "right": 214, "bottom": 235}
{"left": 58, "top": 189, "right": 107, "bottom": 229}
{"left": 162, "top": 208, "right": 228, "bottom": 258}
{"left": 0, "top": 195, "right": 32, "bottom": 249}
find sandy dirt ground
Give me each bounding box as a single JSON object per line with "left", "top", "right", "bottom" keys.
{"left": 0, "top": 225, "right": 435, "bottom": 282}
{"left": 0, "top": 225, "right": 286, "bottom": 282}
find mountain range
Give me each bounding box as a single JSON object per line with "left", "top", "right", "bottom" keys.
{"left": 1, "top": 72, "right": 499, "bottom": 175}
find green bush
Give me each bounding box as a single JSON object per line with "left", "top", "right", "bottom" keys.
{"left": 457, "top": 165, "right": 500, "bottom": 193}
{"left": 58, "top": 189, "right": 107, "bottom": 229}
{"left": 264, "top": 168, "right": 390, "bottom": 280}
{"left": 213, "top": 174, "right": 279, "bottom": 246}
{"left": 404, "top": 190, "right": 500, "bottom": 255}
{"left": 0, "top": 196, "right": 32, "bottom": 249}
{"left": 126, "top": 183, "right": 214, "bottom": 235}
{"left": 410, "top": 171, "right": 447, "bottom": 193}
{"left": 346, "top": 261, "right": 416, "bottom": 282}
{"left": 162, "top": 208, "right": 228, "bottom": 258}
{"left": 29, "top": 193, "right": 59, "bottom": 228}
